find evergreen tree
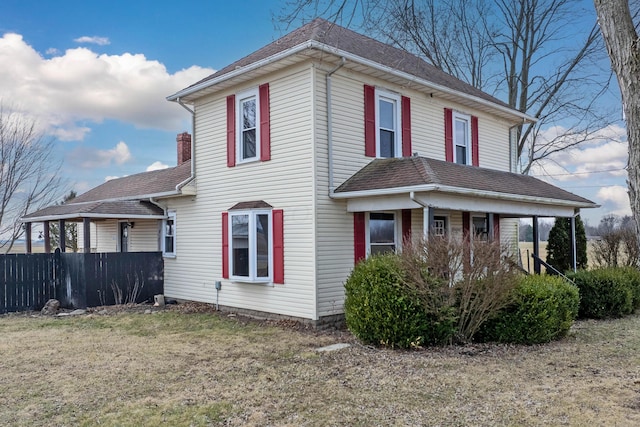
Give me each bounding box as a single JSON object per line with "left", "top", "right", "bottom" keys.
{"left": 546, "top": 216, "right": 587, "bottom": 273}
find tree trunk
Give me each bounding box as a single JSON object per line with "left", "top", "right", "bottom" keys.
{"left": 594, "top": 0, "right": 640, "bottom": 258}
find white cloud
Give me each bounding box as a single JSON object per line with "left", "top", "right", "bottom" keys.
{"left": 530, "top": 125, "right": 628, "bottom": 182}
{"left": 104, "top": 176, "right": 121, "bottom": 182}
{"left": 73, "top": 36, "right": 110, "bottom": 46}
{"left": 146, "top": 161, "right": 169, "bottom": 171}
{"left": 69, "top": 141, "right": 132, "bottom": 169}
{"left": 45, "top": 47, "right": 59, "bottom": 55}
{"left": 596, "top": 185, "right": 632, "bottom": 217}
{"left": 0, "top": 32, "right": 214, "bottom": 141}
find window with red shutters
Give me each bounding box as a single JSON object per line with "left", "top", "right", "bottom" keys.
{"left": 364, "top": 85, "right": 411, "bottom": 158}
{"left": 227, "top": 83, "right": 271, "bottom": 166}
{"left": 445, "top": 108, "right": 479, "bottom": 166}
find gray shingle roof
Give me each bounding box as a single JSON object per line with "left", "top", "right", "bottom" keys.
{"left": 70, "top": 162, "right": 191, "bottom": 204}
{"left": 180, "top": 18, "right": 510, "bottom": 109}
{"left": 22, "top": 201, "right": 164, "bottom": 221}
{"left": 334, "top": 157, "right": 597, "bottom": 206}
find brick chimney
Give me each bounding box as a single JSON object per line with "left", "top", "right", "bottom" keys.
{"left": 177, "top": 132, "right": 191, "bottom": 164}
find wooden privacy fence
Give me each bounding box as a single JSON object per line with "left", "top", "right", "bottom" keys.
{"left": 0, "top": 251, "right": 163, "bottom": 314}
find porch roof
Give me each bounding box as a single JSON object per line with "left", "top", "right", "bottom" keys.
{"left": 334, "top": 157, "right": 598, "bottom": 212}
{"left": 21, "top": 200, "right": 165, "bottom": 223}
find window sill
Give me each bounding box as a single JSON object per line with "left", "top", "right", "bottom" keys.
{"left": 163, "top": 253, "right": 176, "bottom": 259}
{"left": 230, "top": 278, "right": 273, "bottom": 286}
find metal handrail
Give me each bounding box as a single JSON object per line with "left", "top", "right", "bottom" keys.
{"left": 530, "top": 253, "right": 576, "bottom": 285}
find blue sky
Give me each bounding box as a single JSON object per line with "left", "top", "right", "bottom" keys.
{"left": 0, "top": 0, "right": 629, "bottom": 226}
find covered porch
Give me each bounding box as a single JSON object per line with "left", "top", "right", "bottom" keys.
{"left": 334, "top": 156, "right": 598, "bottom": 273}
{"left": 20, "top": 200, "right": 166, "bottom": 254}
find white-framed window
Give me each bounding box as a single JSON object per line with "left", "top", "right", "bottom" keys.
{"left": 237, "top": 88, "right": 260, "bottom": 163}
{"left": 229, "top": 209, "right": 272, "bottom": 282}
{"left": 433, "top": 215, "right": 449, "bottom": 237}
{"left": 376, "top": 90, "right": 402, "bottom": 158}
{"left": 366, "top": 211, "right": 399, "bottom": 256}
{"left": 472, "top": 216, "right": 488, "bottom": 240}
{"left": 162, "top": 211, "right": 176, "bottom": 257}
{"left": 453, "top": 111, "right": 472, "bottom": 165}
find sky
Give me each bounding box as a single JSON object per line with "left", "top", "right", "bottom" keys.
{"left": 0, "top": 0, "right": 630, "bottom": 227}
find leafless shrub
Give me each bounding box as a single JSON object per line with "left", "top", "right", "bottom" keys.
{"left": 592, "top": 215, "right": 639, "bottom": 267}
{"left": 110, "top": 273, "right": 145, "bottom": 305}
{"left": 399, "top": 234, "right": 520, "bottom": 343}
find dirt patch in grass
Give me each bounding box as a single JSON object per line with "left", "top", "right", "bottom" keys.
{"left": 1, "top": 303, "right": 639, "bottom": 426}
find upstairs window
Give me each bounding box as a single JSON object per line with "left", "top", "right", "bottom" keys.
{"left": 444, "top": 108, "right": 479, "bottom": 166}
{"left": 454, "top": 112, "right": 471, "bottom": 165}
{"left": 226, "top": 84, "right": 271, "bottom": 167}
{"left": 376, "top": 92, "right": 401, "bottom": 158}
{"left": 364, "top": 85, "right": 412, "bottom": 158}
{"left": 238, "top": 89, "right": 260, "bottom": 162}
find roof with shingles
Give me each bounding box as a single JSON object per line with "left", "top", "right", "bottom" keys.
{"left": 178, "top": 18, "right": 511, "bottom": 110}
{"left": 334, "top": 157, "right": 597, "bottom": 206}
{"left": 69, "top": 161, "right": 191, "bottom": 204}
{"left": 22, "top": 200, "right": 164, "bottom": 221}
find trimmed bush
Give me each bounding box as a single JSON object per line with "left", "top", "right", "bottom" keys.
{"left": 344, "top": 254, "right": 456, "bottom": 348}
{"left": 568, "top": 268, "right": 634, "bottom": 319}
{"left": 617, "top": 267, "right": 640, "bottom": 311}
{"left": 477, "top": 275, "right": 580, "bottom": 344}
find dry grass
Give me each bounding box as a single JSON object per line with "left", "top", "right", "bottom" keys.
{"left": 1, "top": 305, "right": 639, "bottom": 426}
{"left": 518, "top": 241, "right": 601, "bottom": 272}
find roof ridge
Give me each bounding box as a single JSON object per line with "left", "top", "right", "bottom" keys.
{"left": 415, "top": 157, "right": 439, "bottom": 184}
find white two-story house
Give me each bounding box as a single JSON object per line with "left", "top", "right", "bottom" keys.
{"left": 23, "top": 19, "right": 596, "bottom": 324}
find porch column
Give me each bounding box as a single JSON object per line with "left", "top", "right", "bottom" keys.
{"left": 83, "top": 218, "right": 91, "bottom": 254}
{"left": 486, "top": 213, "right": 494, "bottom": 242}
{"left": 58, "top": 219, "right": 66, "bottom": 252}
{"left": 43, "top": 221, "right": 51, "bottom": 253}
{"left": 570, "top": 216, "right": 577, "bottom": 272}
{"left": 25, "top": 222, "right": 32, "bottom": 254}
{"left": 532, "top": 216, "right": 541, "bottom": 274}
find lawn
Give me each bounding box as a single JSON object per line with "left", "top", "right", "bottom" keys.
{"left": 1, "top": 304, "right": 639, "bottom": 426}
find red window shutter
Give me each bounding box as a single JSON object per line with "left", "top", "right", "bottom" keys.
{"left": 444, "top": 108, "right": 453, "bottom": 162}
{"left": 273, "top": 209, "right": 284, "bottom": 284}
{"left": 364, "top": 85, "right": 376, "bottom": 157}
{"left": 493, "top": 213, "right": 500, "bottom": 241}
{"left": 259, "top": 83, "right": 271, "bottom": 161}
{"left": 402, "top": 209, "right": 412, "bottom": 244}
{"left": 354, "top": 212, "right": 366, "bottom": 263}
{"left": 402, "top": 96, "right": 412, "bottom": 157}
{"left": 226, "top": 95, "right": 236, "bottom": 167}
{"left": 222, "top": 212, "right": 229, "bottom": 279}
{"left": 471, "top": 115, "right": 479, "bottom": 166}
{"left": 462, "top": 212, "right": 470, "bottom": 238}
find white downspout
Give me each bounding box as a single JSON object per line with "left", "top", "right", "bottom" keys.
{"left": 327, "top": 57, "right": 346, "bottom": 197}
{"left": 176, "top": 97, "right": 196, "bottom": 190}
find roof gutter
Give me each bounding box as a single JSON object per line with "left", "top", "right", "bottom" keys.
{"left": 22, "top": 213, "right": 166, "bottom": 223}
{"left": 332, "top": 184, "right": 598, "bottom": 209}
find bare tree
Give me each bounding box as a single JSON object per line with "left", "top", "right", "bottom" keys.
{"left": 594, "top": 0, "right": 640, "bottom": 257}
{"left": 279, "top": 0, "right": 615, "bottom": 174}
{"left": 0, "top": 104, "right": 65, "bottom": 253}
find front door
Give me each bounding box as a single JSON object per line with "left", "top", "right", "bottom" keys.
{"left": 119, "top": 222, "right": 129, "bottom": 252}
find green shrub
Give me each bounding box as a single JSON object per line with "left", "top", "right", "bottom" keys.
{"left": 615, "top": 267, "right": 640, "bottom": 311}
{"left": 344, "top": 254, "right": 456, "bottom": 348}
{"left": 477, "top": 275, "right": 579, "bottom": 344}
{"left": 568, "top": 268, "right": 634, "bottom": 319}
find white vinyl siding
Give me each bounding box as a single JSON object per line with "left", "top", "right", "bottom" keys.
{"left": 163, "top": 64, "right": 317, "bottom": 320}
{"left": 92, "top": 220, "right": 159, "bottom": 253}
